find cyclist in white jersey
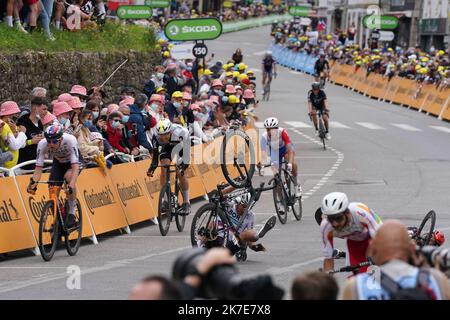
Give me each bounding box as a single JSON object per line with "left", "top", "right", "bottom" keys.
{"left": 320, "top": 192, "right": 383, "bottom": 274}
{"left": 27, "top": 125, "right": 81, "bottom": 227}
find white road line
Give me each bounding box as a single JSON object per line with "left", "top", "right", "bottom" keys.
{"left": 355, "top": 122, "right": 385, "bottom": 130}
{"left": 430, "top": 126, "right": 450, "bottom": 133}
{"left": 284, "top": 121, "right": 312, "bottom": 128}
{"left": 267, "top": 257, "right": 324, "bottom": 275}
{"left": 253, "top": 51, "right": 267, "bottom": 56}
{"left": 0, "top": 247, "right": 189, "bottom": 293}
{"left": 391, "top": 123, "right": 422, "bottom": 132}
{"left": 329, "top": 121, "right": 351, "bottom": 129}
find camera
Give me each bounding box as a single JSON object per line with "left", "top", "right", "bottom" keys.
{"left": 417, "top": 246, "right": 450, "bottom": 271}
{"left": 172, "top": 248, "right": 284, "bottom": 300}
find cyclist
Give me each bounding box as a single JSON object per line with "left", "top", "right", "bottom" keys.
{"left": 314, "top": 53, "right": 330, "bottom": 83}
{"left": 27, "top": 124, "right": 81, "bottom": 228}
{"left": 259, "top": 117, "right": 301, "bottom": 198}
{"left": 308, "top": 82, "right": 330, "bottom": 139}
{"left": 262, "top": 51, "right": 277, "bottom": 93}
{"left": 147, "top": 119, "right": 191, "bottom": 216}
{"left": 319, "top": 192, "right": 383, "bottom": 274}
{"left": 197, "top": 192, "right": 277, "bottom": 254}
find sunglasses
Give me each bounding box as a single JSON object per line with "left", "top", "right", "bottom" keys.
{"left": 47, "top": 138, "right": 61, "bottom": 145}
{"left": 112, "top": 119, "right": 121, "bottom": 122}
{"left": 327, "top": 213, "right": 346, "bottom": 223}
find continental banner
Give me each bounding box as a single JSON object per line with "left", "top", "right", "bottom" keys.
{"left": 135, "top": 159, "right": 160, "bottom": 218}
{"left": 108, "top": 162, "right": 156, "bottom": 226}
{"left": 196, "top": 162, "right": 220, "bottom": 193}
{"left": 75, "top": 167, "right": 128, "bottom": 235}
{"left": 183, "top": 165, "right": 207, "bottom": 200}
{"left": 15, "top": 173, "right": 94, "bottom": 242}
{"left": 0, "top": 176, "right": 38, "bottom": 254}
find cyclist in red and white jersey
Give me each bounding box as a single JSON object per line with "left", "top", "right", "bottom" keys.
{"left": 259, "top": 117, "right": 301, "bottom": 197}
{"left": 319, "top": 192, "right": 383, "bottom": 273}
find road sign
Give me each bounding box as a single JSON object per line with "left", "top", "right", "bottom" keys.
{"left": 378, "top": 31, "right": 395, "bottom": 41}
{"left": 164, "top": 18, "right": 223, "bottom": 41}
{"left": 300, "top": 17, "right": 312, "bottom": 26}
{"left": 288, "top": 6, "right": 311, "bottom": 17}
{"left": 116, "top": 5, "right": 152, "bottom": 19}
{"left": 192, "top": 43, "right": 208, "bottom": 59}
{"left": 363, "top": 15, "right": 399, "bottom": 30}
{"left": 170, "top": 43, "right": 195, "bottom": 60}
{"left": 144, "top": 0, "right": 170, "bottom": 7}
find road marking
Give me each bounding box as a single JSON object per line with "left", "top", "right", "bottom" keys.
{"left": 284, "top": 121, "right": 312, "bottom": 128}
{"left": 0, "top": 247, "right": 189, "bottom": 293}
{"left": 355, "top": 122, "right": 385, "bottom": 130}
{"left": 0, "top": 267, "right": 67, "bottom": 269}
{"left": 253, "top": 51, "right": 266, "bottom": 56}
{"left": 267, "top": 257, "right": 324, "bottom": 275}
{"left": 289, "top": 70, "right": 301, "bottom": 75}
{"left": 391, "top": 123, "right": 422, "bottom": 132}
{"left": 329, "top": 121, "right": 351, "bottom": 129}
{"left": 430, "top": 126, "right": 450, "bottom": 133}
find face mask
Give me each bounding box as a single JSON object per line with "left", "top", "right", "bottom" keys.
{"left": 121, "top": 115, "right": 130, "bottom": 123}
{"left": 84, "top": 120, "right": 93, "bottom": 127}
{"left": 59, "top": 117, "right": 67, "bottom": 125}
{"left": 92, "top": 112, "right": 99, "bottom": 119}
{"left": 157, "top": 72, "right": 164, "bottom": 80}
{"left": 227, "top": 79, "right": 233, "bottom": 84}
{"left": 150, "top": 103, "right": 159, "bottom": 112}
{"left": 111, "top": 121, "right": 121, "bottom": 129}
{"left": 173, "top": 102, "right": 182, "bottom": 108}
{"left": 81, "top": 102, "right": 86, "bottom": 109}
{"left": 222, "top": 96, "right": 229, "bottom": 104}
{"left": 193, "top": 111, "right": 199, "bottom": 117}
{"left": 184, "top": 101, "right": 189, "bottom": 107}
{"left": 214, "top": 89, "right": 222, "bottom": 96}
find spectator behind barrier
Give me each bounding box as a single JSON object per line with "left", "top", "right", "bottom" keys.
{"left": 0, "top": 101, "right": 27, "bottom": 169}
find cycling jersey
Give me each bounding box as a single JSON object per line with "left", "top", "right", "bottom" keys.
{"left": 35, "top": 133, "right": 80, "bottom": 167}
{"left": 314, "top": 59, "right": 330, "bottom": 72}
{"left": 320, "top": 202, "right": 382, "bottom": 259}
{"left": 260, "top": 128, "right": 294, "bottom": 164}
{"left": 262, "top": 56, "right": 276, "bottom": 72}
{"left": 308, "top": 89, "right": 327, "bottom": 109}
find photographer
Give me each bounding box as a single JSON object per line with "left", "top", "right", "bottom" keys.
{"left": 341, "top": 220, "right": 450, "bottom": 300}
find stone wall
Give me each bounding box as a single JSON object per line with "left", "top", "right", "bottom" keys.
{"left": 0, "top": 50, "right": 161, "bottom": 105}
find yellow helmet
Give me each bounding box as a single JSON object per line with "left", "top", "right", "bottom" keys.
{"left": 228, "top": 63, "right": 235, "bottom": 69}
{"left": 356, "top": 61, "right": 362, "bottom": 66}
{"left": 171, "top": 91, "right": 183, "bottom": 99}
{"left": 415, "top": 65, "right": 421, "bottom": 70}
{"left": 203, "top": 69, "right": 213, "bottom": 76}
{"left": 155, "top": 44, "right": 161, "bottom": 50}
{"left": 158, "top": 39, "right": 166, "bottom": 45}
{"left": 228, "top": 95, "right": 239, "bottom": 104}
{"left": 223, "top": 64, "right": 229, "bottom": 71}
{"left": 156, "top": 87, "right": 166, "bottom": 93}
{"left": 233, "top": 71, "right": 240, "bottom": 78}
{"left": 421, "top": 57, "right": 429, "bottom": 62}
{"left": 226, "top": 71, "right": 233, "bottom": 77}
{"left": 388, "top": 48, "right": 394, "bottom": 52}
{"left": 246, "top": 70, "right": 254, "bottom": 75}
{"left": 163, "top": 51, "right": 170, "bottom": 58}
{"left": 438, "top": 66, "right": 445, "bottom": 72}
{"left": 438, "top": 50, "right": 445, "bottom": 56}
{"left": 238, "top": 74, "right": 248, "bottom": 82}
{"left": 327, "top": 35, "right": 332, "bottom": 40}
{"left": 419, "top": 68, "right": 428, "bottom": 74}
{"left": 168, "top": 44, "right": 174, "bottom": 50}
{"left": 238, "top": 63, "right": 246, "bottom": 71}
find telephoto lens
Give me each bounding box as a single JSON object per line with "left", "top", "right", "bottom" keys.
{"left": 420, "top": 246, "right": 450, "bottom": 271}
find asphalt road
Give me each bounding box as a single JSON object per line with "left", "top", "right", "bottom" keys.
{"left": 1, "top": 26, "right": 449, "bottom": 300}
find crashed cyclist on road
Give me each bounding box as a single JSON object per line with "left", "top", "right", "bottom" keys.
{"left": 147, "top": 119, "right": 191, "bottom": 216}
{"left": 197, "top": 192, "right": 277, "bottom": 254}
{"left": 319, "top": 192, "right": 383, "bottom": 274}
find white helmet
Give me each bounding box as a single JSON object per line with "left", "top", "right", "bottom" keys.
{"left": 235, "top": 192, "right": 251, "bottom": 206}
{"left": 321, "top": 192, "right": 349, "bottom": 216}
{"left": 264, "top": 117, "right": 278, "bottom": 129}
{"left": 157, "top": 119, "right": 172, "bottom": 134}
{"left": 266, "top": 50, "right": 273, "bottom": 56}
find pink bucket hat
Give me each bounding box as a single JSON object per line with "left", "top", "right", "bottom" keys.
{"left": 107, "top": 104, "right": 119, "bottom": 115}
{"left": 243, "top": 89, "right": 255, "bottom": 99}
{"left": 150, "top": 94, "right": 164, "bottom": 104}
{"left": 0, "top": 101, "right": 21, "bottom": 117}
{"left": 189, "top": 104, "right": 201, "bottom": 111}
{"left": 68, "top": 96, "right": 83, "bottom": 109}
{"left": 225, "top": 85, "right": 236, "bottom": 94}
{"left": 58, "top": 93, "right": 74, "bottom": 103}
{"left": 119, "top": 97, "right": 135, "bottom": 108}
{"left": 209, "top": 95, "right": 219, "bottom": 105}
{"left": 212, "top": 79, "right": 223, "bottom": 87}
{"left": 183, "top": 92, "right": 192, "bottom": 100}
{"left": 53, "top": 101, "right": 73, "bottom": 117}
{"left": 70, "top": 85, "right": 87, "bottom": 97}
{"left": 41, "top": 112, "right": 57, "bottom": 126}
{"left": 90, "top": 132, "right": 105, "bottom": 141}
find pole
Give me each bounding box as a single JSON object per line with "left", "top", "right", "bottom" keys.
{"left": 99, "top": 59, "right": 129, "bottom": 89}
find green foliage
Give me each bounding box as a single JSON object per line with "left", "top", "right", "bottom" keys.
{"left": 0, "top": 22, "right": 156, "bottom": 53}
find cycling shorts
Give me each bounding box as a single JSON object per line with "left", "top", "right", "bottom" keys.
{"left": 49, "top": 156, "right": 82, "bottom": 186}
{"left": 263, "top": 68, "right": 273, "bottom": 76}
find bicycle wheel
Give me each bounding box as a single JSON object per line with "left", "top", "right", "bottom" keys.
{"left": 190, "top": 203, "right": 227, "bottom": 248}
{"left": 38, "top": 201, "right": 60, "bottom": 262}
{"left": 157, "top": 184, "right": 172, "bottom": 236}
{"left": 272, "top": 178, "right": 288, "bottom": 224}
{"left": 314, "top": 207, "right": 324, "bottom": 226}
{"left": 64, "top": 200, "right": 83, "bottom": 256}
{"left": 416, "top": 210, "right": 436, "bottom": 247}
{"left": 318, "top": 117, "right": 326, "bottom": 150}
{"left": 175, "top": 183, "right": 185, "bottom": 232}
{"left": 285, "top": 172, "right": 302, "bottom": 221}
{"left": 221, "top": 128, "right": 255, "bottom": 189}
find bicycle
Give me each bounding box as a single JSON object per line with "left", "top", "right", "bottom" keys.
{"left": 262, "top": 71, "right": 275, "bottom": 101}
{"left": 319, "top": 71, "right": 327, "bottom": 89}
{"left": 190, "top": 182, "right": 274, "bottom": 262}
{"left": 220, "top": 120, "right": 256, "bottom": 189}
{"left": 327, "top": 259, "right": 374, "bottom": 275}
{"left": 257, "top": 161, "right": 302, "bottom": 224}
{"left": 157, "top": 164, "right": 187, "bottom": 236}
{"left": 408, "top": 210, "right": 436, "bottom": 248}
{"left": 315, "top": 109, "right": 327, "bottom": 150}
{"left": 32, "top": 180, "right": 83, "bottom": 262}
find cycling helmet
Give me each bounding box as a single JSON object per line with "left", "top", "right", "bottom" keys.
{"left": 235, "top": 192, "right": 251, "bottom": 206}
{"left": 266, "top": 50, "right": 272, "bottom": 56}
{"left": 321, "top": 192, "right": 349, "bottom": 216}
{"left": 264, "top": 117, "right": 279, "bottom": 129}
{"left": 312, "top": 82, "right": 321, "bottom": 90}
{"left": 433, "top": 230, "right": 445, "bottom": 246}
{"left": 157, "top": 119, "right": 172, "bottom": 134}
{"left": 44, "top": 124, "right": 63, "bottom": 142}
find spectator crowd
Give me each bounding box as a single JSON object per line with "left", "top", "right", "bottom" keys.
{"left": 0, "top": 36, "right": 259, "bottom": 173}
{"left": 271, "top": 19, "right": 450, "bottom": 91}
